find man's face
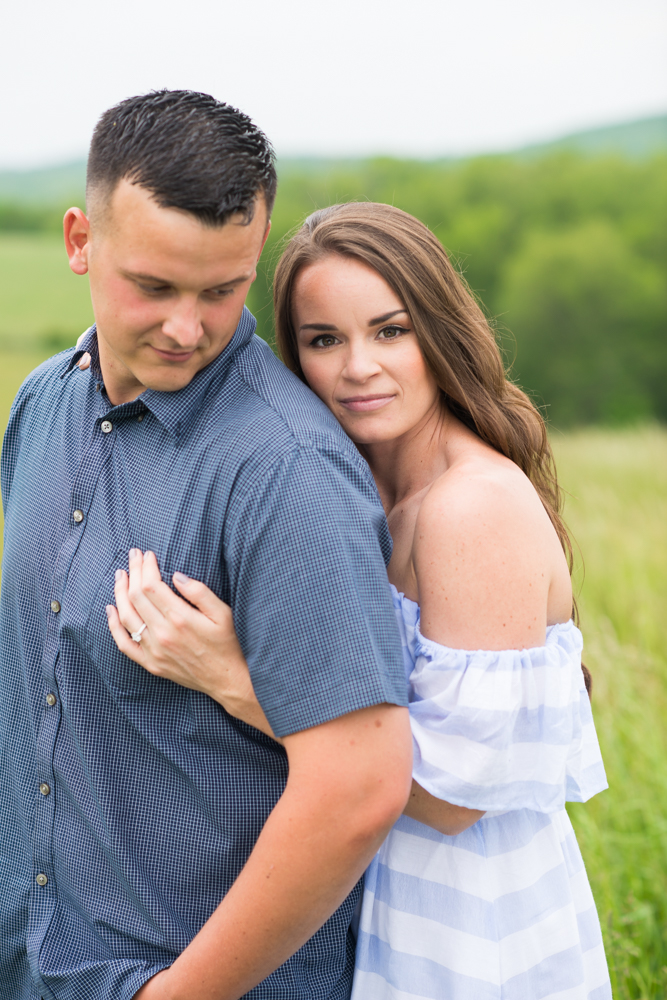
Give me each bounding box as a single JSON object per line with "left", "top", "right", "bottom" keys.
{"left": 67, "top": 180, "right": 269, "bottom": 404}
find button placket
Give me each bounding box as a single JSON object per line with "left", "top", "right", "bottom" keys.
{"left": 34, "top": 401, "right": 122, "bottom": 897}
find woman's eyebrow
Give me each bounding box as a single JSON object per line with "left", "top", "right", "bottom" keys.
{"left": 299, "top": 322, "right": 339, "bottom": 332}
{"left": 368, "top": 309, "right": 408, "bottom": 326}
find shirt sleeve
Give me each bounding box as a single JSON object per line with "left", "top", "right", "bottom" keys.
{"left": 224, "top": 444, "right": 408, "bottom": 737}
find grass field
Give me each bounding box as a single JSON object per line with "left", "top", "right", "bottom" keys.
{"left": 0, "top": 342, "right": 665, "bottom": 997}
{"left": 0, "top": 234, "right": 93, "bottom": 348}
{"left": 555, "top": 427, "right": 667, "bottom": 999}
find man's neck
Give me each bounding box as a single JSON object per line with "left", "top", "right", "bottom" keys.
{"left": 97, "top": 334, "right": 147, "bottom": 406}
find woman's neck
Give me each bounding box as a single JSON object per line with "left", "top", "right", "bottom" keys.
{"left": 358, "top": 401, "right": 458, "bottom": 513}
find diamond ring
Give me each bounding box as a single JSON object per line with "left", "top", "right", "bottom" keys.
{"left": 130, "top": 623, "right": 148, "bottom": 643}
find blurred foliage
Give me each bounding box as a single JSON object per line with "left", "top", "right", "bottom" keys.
{"left": 1, "top": 150, "right": 665, "bottom": 428}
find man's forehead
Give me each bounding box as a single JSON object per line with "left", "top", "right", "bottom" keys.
{"left": 89, "top": 177, "right": 268, "bottom": 236}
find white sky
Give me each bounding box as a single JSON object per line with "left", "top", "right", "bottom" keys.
{"left": 1, "top": 0, "right": 665, "bottom": 168}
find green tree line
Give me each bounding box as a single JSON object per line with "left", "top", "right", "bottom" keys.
{"left": 2, "top": 151, "right": 665, "bottom": 428}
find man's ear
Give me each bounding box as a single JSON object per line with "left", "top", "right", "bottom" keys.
{"left": 64, "top": 207, "right": 92, "bottom": 276}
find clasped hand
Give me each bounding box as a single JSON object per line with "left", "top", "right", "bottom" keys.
{"left": 106, "top": 549, "right": 273, "bottom": 736}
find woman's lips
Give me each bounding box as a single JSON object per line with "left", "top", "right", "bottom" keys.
{"left": 338, "top": 394, "right": 396, "bottom": 412}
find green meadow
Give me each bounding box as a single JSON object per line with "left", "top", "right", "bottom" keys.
{"left": 0, "top": 233, "right": 93, "bottom": 349}
{"left": 555, "top": 427, "right": 667, "bottom": 999}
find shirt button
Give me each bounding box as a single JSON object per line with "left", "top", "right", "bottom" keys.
{"left": 73, "top": 509, "right": 84, "bottom": 523}
{"left": 101, "top": 420, "right": 113, "bottom": 434}
{"left": 137, "top": 413, "right": 145, "bottom": 423}
{"left": 46, "top": 693, "right": 57, "bottom": 706}
{"left": 39, "top": 783, "right": 51, "bottom": 796}
{"left": 50, "top": 600, "right": 61, "bottom": 614}
{"left": 36, "top": 873, "right": 48, "bottom": 886}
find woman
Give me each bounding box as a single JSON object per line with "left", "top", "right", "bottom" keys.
{"left": 108, "top": 203, "right": 611, "bottom": 999}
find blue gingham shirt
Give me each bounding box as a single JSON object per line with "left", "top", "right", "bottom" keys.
{"left": 0, "top": 308, "right": 406, "bottom": 1000}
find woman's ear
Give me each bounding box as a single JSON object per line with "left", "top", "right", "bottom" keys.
{"left": 64, "top": 207, "right": 91, "bottom": 276}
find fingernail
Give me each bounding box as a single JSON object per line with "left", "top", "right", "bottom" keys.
{"left": 105, "top": 605, "right": 112, "bottom": 618}
{"left": 115, "top": 569, "right": 123, "bottom": 581}
{"left": 173, "top": 572, "right": 190, "bottom": 584}
{"left": 129, "top": 548, "right": 141, "bottom": 559}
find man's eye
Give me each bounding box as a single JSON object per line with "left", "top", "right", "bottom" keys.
{"left": 311, "top": 335, "right": 339, "bottom": 348}
{"left": 139, "top": 284, "right": 171, "bottom": 295}
{"left": 377, "top": 325, "right": 408, "bottom": 340}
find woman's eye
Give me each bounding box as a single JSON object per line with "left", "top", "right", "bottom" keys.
{"left": 311, "top": 335, "right": 339, "bottom": 348}
{"left": 377, "top": 325, "right": 408, "bottom": 340}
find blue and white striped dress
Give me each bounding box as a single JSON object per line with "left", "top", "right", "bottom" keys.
{"left": 352, "top": 586, "right": 611, "bottom": 1000}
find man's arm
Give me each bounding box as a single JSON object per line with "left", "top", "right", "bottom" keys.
{"left": 135, "top": 702, "right": 412, "bottom": 1000}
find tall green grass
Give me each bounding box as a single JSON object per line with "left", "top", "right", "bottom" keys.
{"left": 0, "top": 350, "right": 664, "bottom": 995}
{"left": 555, "top": 427, "right": 667, "bottom": 999}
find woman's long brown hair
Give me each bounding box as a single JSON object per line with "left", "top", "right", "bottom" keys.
{"left": 273, "top": 203, "right": 590, "bottom": 693}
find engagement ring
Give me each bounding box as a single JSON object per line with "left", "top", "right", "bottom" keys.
{"left": 131, "top": 623, "right": 148, "bottom": 643}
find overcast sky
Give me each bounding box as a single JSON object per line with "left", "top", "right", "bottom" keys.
{"left": 1, "top": 0, "right": 665, "bottom": 168}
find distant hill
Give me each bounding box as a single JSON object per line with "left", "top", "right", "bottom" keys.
{"left": 0, "top": 160, "right": 86, "bottom": 206}
{"left": 1, "top": 113, "right": 665, "bottom": 205}
{"left": 515, "top": 113, "right": 667, "bottom": 160}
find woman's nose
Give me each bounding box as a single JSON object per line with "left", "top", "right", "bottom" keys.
{"left": 341, "top": 344, "right": 382, "bottom": 383}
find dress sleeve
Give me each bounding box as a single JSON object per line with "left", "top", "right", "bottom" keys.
{"left": 408, "top": 620, "right": 608, "bottom": 813}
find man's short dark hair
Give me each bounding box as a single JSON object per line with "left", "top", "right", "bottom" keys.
{"left": 87, "top": 90, "right": 277, "bottom": 226}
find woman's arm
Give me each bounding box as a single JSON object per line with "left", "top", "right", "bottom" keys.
{"left": 403, "top": 780, "right": 484, "bottom": 836}
{"left": 108, "top": 557, "right": 481, "bottom": 835}
{"left": 107, "top": 549, "right": 282, "bottom": 742}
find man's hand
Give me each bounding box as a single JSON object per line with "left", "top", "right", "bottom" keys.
{"left": 134, "top": 702, "right": 412, "bottom": 1000}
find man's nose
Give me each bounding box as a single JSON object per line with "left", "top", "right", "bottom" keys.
{"left": 161, "top": 299, "right": 204, "bottom": 347}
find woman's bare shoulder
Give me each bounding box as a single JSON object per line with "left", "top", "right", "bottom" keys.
{"left": 417, "top": 449, "right": 546, "bottom": 540}
{"left": 413, "top": 451, "right": 569, "bottom": 650}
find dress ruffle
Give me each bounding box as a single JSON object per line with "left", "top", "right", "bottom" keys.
{"left": 393, "top": 588, "right": 608, "bottom": 814}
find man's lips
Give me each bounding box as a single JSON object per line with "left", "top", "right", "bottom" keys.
{"left": 151, "top": 345, "right": 198, "bottom": 363}
{"left": 337, "top": 394, "right": 396, "bottom": 412}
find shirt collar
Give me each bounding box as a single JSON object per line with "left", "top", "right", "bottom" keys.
{"left": 64, "top": 307, "right": 258, "bottom": 438}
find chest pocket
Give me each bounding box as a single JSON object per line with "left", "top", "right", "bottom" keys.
{"left": 76, "top": 548, "right": 158, "bottom": 698}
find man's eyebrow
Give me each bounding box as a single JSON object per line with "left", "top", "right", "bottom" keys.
{"left": 121, "top": 269, "right": 252, "bottom": 288}
{"left": 368, "top": 309, "right": 408, "bottom": 326}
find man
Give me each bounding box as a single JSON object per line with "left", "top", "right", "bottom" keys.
{"left": 0, "top": 91, "right": 412, "bottom": 1000}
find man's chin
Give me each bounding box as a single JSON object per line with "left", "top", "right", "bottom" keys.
{"left": 135, "top": 363, "right": 204, "bottom": 394}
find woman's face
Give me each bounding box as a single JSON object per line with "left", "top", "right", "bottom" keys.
{"left": 294, "top": 255, "right": 441, "bottom": 446}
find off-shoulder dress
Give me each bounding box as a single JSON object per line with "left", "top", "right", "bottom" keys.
{"left": 351, "top": 586, "right": 611, "bottom": 1000}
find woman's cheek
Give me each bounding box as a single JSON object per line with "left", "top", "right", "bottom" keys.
{"left": 301, "top": 358, "right": 333, "bottom": 402}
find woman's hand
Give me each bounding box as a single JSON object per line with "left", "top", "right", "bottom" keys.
{"left": 106, "top": 549, "right": 279, "bottom": 741}
{"left": 75, "top": 331, "right": 91, "bottom": 370}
